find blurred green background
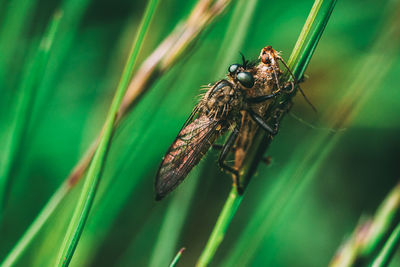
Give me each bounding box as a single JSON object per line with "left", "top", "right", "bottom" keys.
{"left": 0, "top": 0, "right": 399, "bottom": 266}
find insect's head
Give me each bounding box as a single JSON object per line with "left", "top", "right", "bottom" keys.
{"left": 259, "top": 45, "right": 279, "bottom": 66}
{"left": 228, "top": 64, "right": 255, "bottom": 88}
{"left": 228, "top": 54, "right": 255, "bottom": 89}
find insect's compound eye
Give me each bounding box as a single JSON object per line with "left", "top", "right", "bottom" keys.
{"left": 237, "top": 72, "right": 254, "bottom": 88}
{"left": 228, "top": 64, "right": 240, "bottom": 75}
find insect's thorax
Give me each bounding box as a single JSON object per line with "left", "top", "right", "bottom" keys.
{"left": 200, "top": 80, "right": 244, "bottom": 121}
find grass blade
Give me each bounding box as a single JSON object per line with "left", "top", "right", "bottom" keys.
{"left": 55, "top": 0, "right": 160, "bottom": 265}
{"left": 330, "top": 183, "right": 400, "bottom": 266}
{"left": 371, "top": 222, "right": 400, "bottom": 267}
{"left": 169, "top": 247, "right": 186, "bottom": 267}
{"left": 196, "top": 1, "right": 336, "bottom": 266}
{"left": 196, "top": 188, "right": 242, "bottom": 267}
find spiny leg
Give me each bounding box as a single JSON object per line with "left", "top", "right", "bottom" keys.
{"left": 247, "top": 109, "right": 280, "bottom": 135}
{"left": 278, "top": 57, "right": 317, "bottom": 112}
{"left": 246, "top": 90, "right": 281, "bottom": 103}
{"left": 218, "top": 124, "right": 243, "bottom": 194}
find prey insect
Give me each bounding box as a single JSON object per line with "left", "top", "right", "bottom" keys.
{"left": 155, "top": 46, "right": 295, "bottom": 200}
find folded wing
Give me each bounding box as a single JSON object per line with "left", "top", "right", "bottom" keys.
{"left": 155, "top": 115, "right": 222, "bottom": 200}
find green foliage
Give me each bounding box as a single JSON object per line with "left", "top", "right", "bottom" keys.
{"left": 1, "top": 0, "right": 400, "bottom": 266}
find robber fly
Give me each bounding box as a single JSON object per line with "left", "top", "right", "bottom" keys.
{"left": 155, "top": 46, "right": 294, "bottom": 200}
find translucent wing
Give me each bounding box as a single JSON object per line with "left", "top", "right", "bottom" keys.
{"left": 155, "top": 114, "right": 223, "bottom": 200}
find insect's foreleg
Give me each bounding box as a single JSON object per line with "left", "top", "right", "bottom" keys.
{"left": 279, "top": 57, "right": 317, "bottom": 112}
{"left": 218, "top": 124, "right": 243, "bottom": 194}
{"left": 247, "top": 109, "right": 279, "bottom": 135}
{"left": 246, "top": 90, "right": 280, "bottom": 103}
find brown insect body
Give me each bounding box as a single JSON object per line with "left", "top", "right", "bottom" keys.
{"left": 156, "top": 46, "right": 289, "bottom": 200}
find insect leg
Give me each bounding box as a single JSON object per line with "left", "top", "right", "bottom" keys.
{"left": 247, "top": 109, "right": 279, "bottom": 135}
{"left": 246, "top": 90, "right": 280, "bottom": 103}
{"left": 278, "top": 57, "right": 317, "bottom": 112}
{"left": 218, "top": 124, "right": 243, "bottom": 194}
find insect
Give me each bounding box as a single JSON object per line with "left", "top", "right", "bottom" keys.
{"left": 155, "top": 46, "right": 294, "bottom": 200}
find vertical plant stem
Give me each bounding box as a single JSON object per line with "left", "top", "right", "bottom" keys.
{"left": 55, "top": 0, "right": 159, "bottom": 265}
{"left": 169, "top": 248, "right": 186, "bottom": 267}
{"left": 196, "top": 188, "right": 242, "bottom": 267}
{"left": 286, "top": 0, "right": 322, "bottom": 70}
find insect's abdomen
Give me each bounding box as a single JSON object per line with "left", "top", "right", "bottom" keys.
{"left": 155, "top": 115, "right": 224, "bottom": 200}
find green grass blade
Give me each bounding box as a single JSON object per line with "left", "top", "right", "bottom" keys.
{"left": 371, "top": 222, "right": 400, "bottom": 267}
{"left": 196, "top": 1, "right": 335, "bottom": 265}
{"left": 329, "top": 183, "right": 400, "bottom": 267}
{"left": 0, "top": 10, "right": 63, "bottom": 217}
{"left": 196, "top": 188, "right": 242, "bottom": 267}
{"left": 290, "top": 0, "right": 336, "bottom": 78}
{"left": 286, "top": 0, "right": 323, "bottom": 71}
{"left": 55, "top": 0, "right": 160, "bottom": 265}
{"left": 169, "top": 248, "right": 186, "bottom": 267}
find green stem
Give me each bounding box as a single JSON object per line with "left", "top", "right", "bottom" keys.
{"left": 169, "top": 248, "right": 186, "bottom": 267}
{"left": 371, "top": 222, "right": 400, "bottom": 267}
{"left": 55, "top": 0, "right": 159, "bottom": 265}
{"left": 196, "top": 188, "right": 243, "bottom": 267}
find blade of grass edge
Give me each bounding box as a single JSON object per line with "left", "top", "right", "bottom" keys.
{"left": 55, "top": 0, "right": 159, "bottom": 265}
{"left": 195, "top": 1, "right": 336, "bottom": 266}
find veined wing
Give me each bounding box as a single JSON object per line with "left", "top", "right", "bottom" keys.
{"left": 155, "top": 114, "right": 222, "bottom": 200}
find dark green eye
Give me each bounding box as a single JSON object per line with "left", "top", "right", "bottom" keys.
{"left": 228, "top": 64, "right": 240, "bottom": 75}
{"left": 237, "top": 72, "right": 254, "bottom": 88}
